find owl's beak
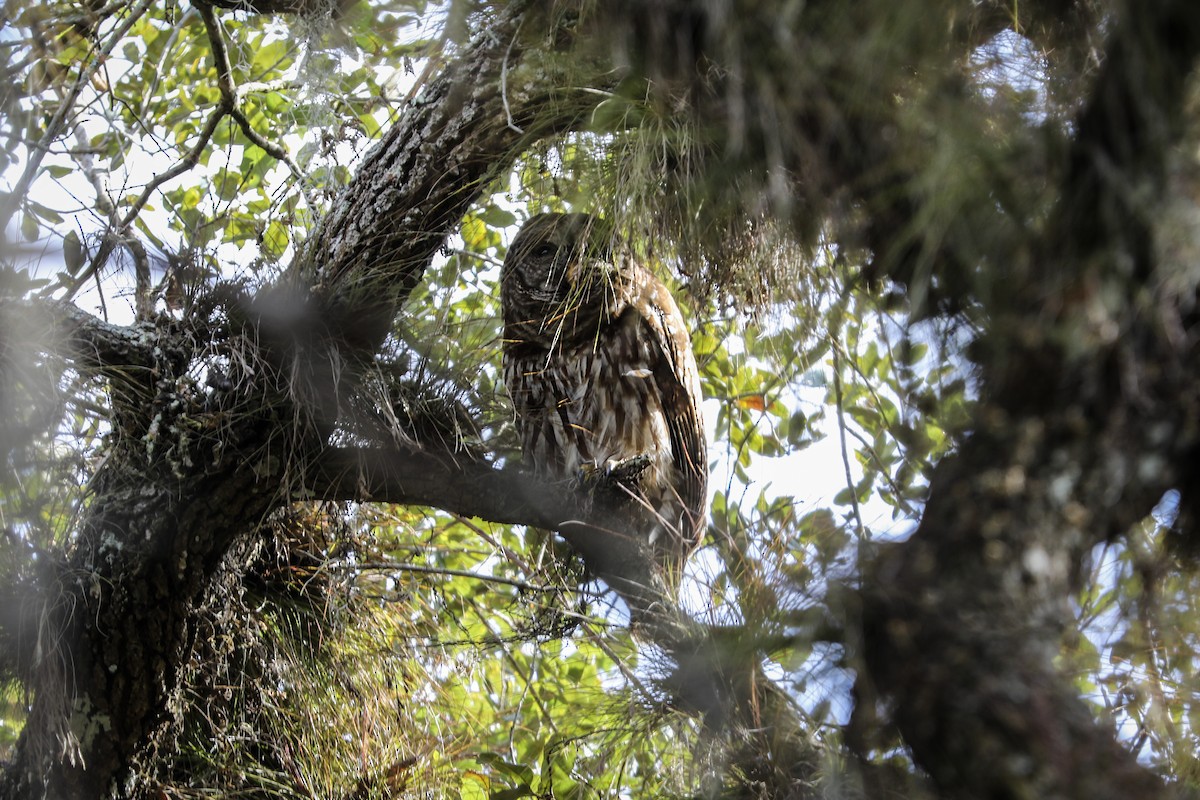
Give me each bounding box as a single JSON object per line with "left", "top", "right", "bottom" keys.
{"left": 567, "top": 254, "right": 616, "bottom": 288}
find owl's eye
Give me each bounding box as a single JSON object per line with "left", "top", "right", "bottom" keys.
{"left": 533, "top": 243, "right": 556, "bottom": 259}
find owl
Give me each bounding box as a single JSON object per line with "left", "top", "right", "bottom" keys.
{"left": 500, "top": 213, "right": 707, "bottom": 574}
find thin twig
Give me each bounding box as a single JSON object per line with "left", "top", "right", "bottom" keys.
{"left": 237, "top": 79, "right": 303, "bottom": 98}
{"left": 350, "top": 561, "right": 557, "bottom": 593}
{"left": 499, "top": 16, "right": 526, "bottom": 134}
{"left": 832, "top": 343, "right": 865, "bottom": 540}
{"left": 449, "top": 512, "right": 540, "bottom": 576}
{"left": 64, "top": 105, "right": 229, "bottom": 302}
{"left": 199, "top": 3, "right": 319, "bottom": 214}
{"left": 121, "top": 105, "right": 230, "bottom": 230}
{"left": 143, "top": 5, "right": 197, "bottom": 105}
{"left": 448, "top": 247, "right": 504, "bottom": 269}
{"left": 466, "top": 594, "right": 561, "bottom": 736}
{"left": 839, "top": 417, "right": 919, "bottom": 518}
{"left": 584, "top": 624, "right": 653, "bottom": 699}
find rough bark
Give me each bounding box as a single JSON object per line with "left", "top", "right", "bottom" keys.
{"left": 302, "top": 1, "right": 607, "bottom": 350}
{"left": 2, "top": 447, "right": 282, "bottom": 799}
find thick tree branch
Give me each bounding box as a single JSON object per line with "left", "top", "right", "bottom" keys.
{"left": 311, "top": 446, "right": 662, "bottom": 609}
{"left": 302, "top": 2, "right": 615, "bottom": 350}
{"left": 311, "top": 447, "right": 568, "bottom": 527}
{"left": 1, "top": 298, "right": 155, "bottom": 375}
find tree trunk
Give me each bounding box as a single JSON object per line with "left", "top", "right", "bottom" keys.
{"left": 3, "top": 448, "right": 281, "bottom": 799}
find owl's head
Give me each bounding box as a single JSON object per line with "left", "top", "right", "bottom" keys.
{"left": 501, "top": 213, "right": 622, "bottom": 346}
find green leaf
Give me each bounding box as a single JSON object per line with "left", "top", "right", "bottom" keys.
{"left": 250, "top": 39, "right": 290, "bottom": 78}
{"left": 261, "top": 219, "right": 289, "bottom": 259}
{"left": 478, "top": 205, "right": 517, "bottom": 228}
{"left": 20, "top": 212, "right": 38, "bottom": 242}
{"left": 63, "top": 230, "right": 85, "bottom": 274}
{"left": 900, "top": 342, "right": 929, "bottom": 365}
{"left": 491, "top": 787, "right": 537, "bottom": 800}
{"left": 462, "top": 216, "right": 488, "bottom": 250}
{"left": 28, "top": 201, "right": 63, "bottom": 223}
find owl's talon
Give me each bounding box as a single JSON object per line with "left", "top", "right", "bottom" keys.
{"left": 605, "top": 454, "right": 651, "bottom": 485}
{"left": 576, "top": 454, "right": 650, "bottom": 492}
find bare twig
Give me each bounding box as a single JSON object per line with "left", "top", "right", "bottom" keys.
{"left": 124, "top": 236, "right": 153, "bottom": 320}
{"left": 448, "top": 247, "right": 504, "bottom": 269}
{"left": 831, "top": 343, "right": 865, "bottom": 540}
{"left": 350, "top": 561, "right": 558, "bottom": 593}
{"left": 499, "top": 17, "right": 526, "bottom": 134}
{"left": 839, "top": 414, "right": 920, "bottom": 518}
{"left": 122, "top": 106, "right": 230, "bottom": 231}
{"left": 466, "top": 594, "right": 561, "bottom": 735}
{"left": 583, "top": 623, "right": 653, "bottom": 699}
{"left": 63, "top": 105, "right": 230, "bottom": 303}
{"left": 143, "top": 5, "right": 197, "bottom": 104}
{"left": 199, "top": 3, "right": 319, "bottom": 214}
{"left": 449, "top": 512, "right": 541, "bottom": 577}
{"left": 237, "top": 79, "right": 304, "bottom": 98}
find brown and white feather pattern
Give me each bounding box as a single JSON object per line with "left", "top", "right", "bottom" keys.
{"left": 501, "top": 213, "right": 707, "bottom": 570}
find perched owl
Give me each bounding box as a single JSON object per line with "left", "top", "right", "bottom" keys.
{"left": 500, "top": 213, "right": 707, "bottom": 574}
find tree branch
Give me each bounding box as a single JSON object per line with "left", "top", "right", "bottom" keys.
{"left": 351, "top": 562, "right": 564, "bottom": 594}
{"left": 302, "top": 1, "right": 615, "bottom": 348}
{"left": 309, "top": 446, "right": 556, "bottom": 525}
{"left": 859, "top": 1, "right": 1200, "bottom": 797}
{"left": 309, "top": 446, "right": 662, "bottom": 609}
{"left": 197, "top": 3, "right": 317, "bottom": 213}
{"left": 1, "top": 298, "right": 155, "bottom": 375}
{"left": 64, "top": 104, "right": 230, "bottom": 304}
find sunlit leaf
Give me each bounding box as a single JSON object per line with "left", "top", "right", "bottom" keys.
{"left": 737, "top": 394, "right": 767, "bottom": 411}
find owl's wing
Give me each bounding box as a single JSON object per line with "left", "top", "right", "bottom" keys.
{"left": 629, "top": 269, "right": 709, "bottom": 541}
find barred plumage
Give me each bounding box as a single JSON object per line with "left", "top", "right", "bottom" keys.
{"left": 500, "top": 213, "right": 707, "bottom": 572}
